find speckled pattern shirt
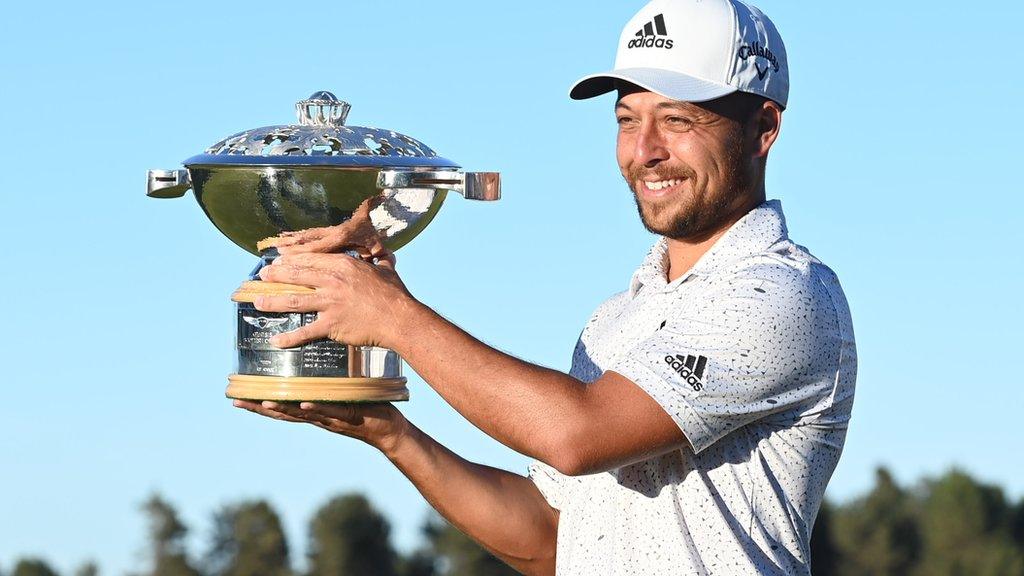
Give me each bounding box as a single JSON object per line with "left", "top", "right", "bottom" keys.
{"left": 529, "top": 200, "right": 856, "bottom": 575}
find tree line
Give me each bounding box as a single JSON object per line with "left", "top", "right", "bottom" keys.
{"left": 3, "top": 492, "right": 515, "bottom": 576}
{"left": 5, "top": 467, "right": 1024, "bottom": 575}
{"left": 811, "top": 468, "right": 1024, "bottom": 575}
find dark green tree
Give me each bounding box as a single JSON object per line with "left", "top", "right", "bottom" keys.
{"left": 307, "top": 493, "right": 398, "bottom": 576}
{"left": 396, "top": 550, "right": 436, "bottom": 576}
{"left": 73, "top": 562, "right": 98, "bottom": 576}
{"left": 206, "top": 499, "right": 291, "bottom": 576}
{"left": 913, "top": 469, "right": 1024, "bottom": 576}
{"left": 833, "top": 467, "right": 920, "bottom": 576}
{"left": 1010, "top": 496, "right": 1024, "bottom": 551}
{"left": 421, "top": 515, "right": 518, "bottom": 576}
{"left": 139, "top": 494, "right": 202, "bottom": 576}
{"left": 10, "top": 558, "right": 59, "bottom": 576}
{"left": 810, "top": 499, "right": 840, "bottom": 576}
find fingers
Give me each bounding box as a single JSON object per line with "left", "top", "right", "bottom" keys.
{"left": 233, "top": 399, "right": 362, "bottom": 431}
{"left": 274, "top": 227, "right": 328, "bottom": 246}
{"left": 339, "top": 243, "right": 396, "bottom": 268}
{"left": 275, "top": 252, "right": 362, "bottom": 272}
{"left": 375, "top": 250, "right": 397, "bottom": 270}
{"left": 273, "top": 219, "right": 389, "bottom": 258}
{"left": 258, "top": 263, "right": 338, "bottom": 287}
{"left": 277, "top": 234, "right": 346, "bottom": 254}
{"left": 275, "top": 221, "right": 381, "bottom": 256}
{"left": 253, "top": 291, "right": 322, "bottom": 313}
{"left": 274, "top": 252, "right": 393, "bottom": 275}
{"left": 273, "top": 244, "right": 394, "bottom": 271}
{"left": 269, "top": 320, "right": 329, "bottom": 348}
{"left": 273, "top": 402, "right": 366, "bottom": 429}
{"left": 366, "top": 241, "right": 396, "bottom": 266}
{"left": 232, "top": 399, "right": 308, "bottom": 423}
{"left": 298, "top": 401, "right": 359, "bottom": 423}
{"left": 262, "top": 401, "right": 340, "bottom": 427}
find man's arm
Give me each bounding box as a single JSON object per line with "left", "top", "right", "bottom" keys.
{"left": 234, "top": 400, "right": 558, "bottom": 575}
{"left": 394, "top": 305, "right": 685, "bottom": 475}
{"left": 255, "top": 253, "right": 688, "bottom": 476}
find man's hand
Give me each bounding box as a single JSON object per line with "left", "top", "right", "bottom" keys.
{"left": 233, "top": 400, "right": 411, "bottom": 455}
{"left": 254, "top": 252, "right": 421, "bottom": 349}
{"left": 273, "top": 197, "right": 391, "bottom": 262}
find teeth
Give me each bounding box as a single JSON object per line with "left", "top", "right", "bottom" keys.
{"left": 643, "top": 178, "right": 682, "bottom": 191}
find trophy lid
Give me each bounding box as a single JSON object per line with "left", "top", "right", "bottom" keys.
{"left": 183, "top": 91, "right": 459, "bottom": 168}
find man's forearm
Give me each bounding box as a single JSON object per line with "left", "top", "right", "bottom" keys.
{"left": 384, "top": 421, "right": 558, "bottom": 576}
{"left": 391, "top": 301, "right": 591, "bottom": 468}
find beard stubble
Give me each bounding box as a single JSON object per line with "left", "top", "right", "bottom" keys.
{"left": 626, "top": 127, "right": 751, "bottom": 241}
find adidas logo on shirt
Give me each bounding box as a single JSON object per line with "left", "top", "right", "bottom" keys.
{"left": 627, "top": 14, "right": 674, "bottom": 49}
{"left": 664, "top": 354, "right": 708, "bottom": 391}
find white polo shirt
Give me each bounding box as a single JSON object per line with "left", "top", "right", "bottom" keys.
{"left": 529, "top": 200, "right": 856, "bottom": 575}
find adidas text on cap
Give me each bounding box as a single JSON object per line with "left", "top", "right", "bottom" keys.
{"left": 570, "top": 0, "right": 789, "bottom": 108}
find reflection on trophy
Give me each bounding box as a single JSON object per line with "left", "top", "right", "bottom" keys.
{"left": 147, "top": 91, "right": 500, "bottom": 402}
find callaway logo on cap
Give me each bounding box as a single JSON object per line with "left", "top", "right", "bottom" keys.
{"left": 570, "top": 0, "right": 789, "bottom": 108}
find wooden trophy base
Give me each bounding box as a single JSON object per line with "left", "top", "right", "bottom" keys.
{"left": 226, "top": 374, "right": 409, "bottom": 403}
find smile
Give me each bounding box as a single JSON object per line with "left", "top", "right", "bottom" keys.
{"left": 644, "top": 178, "right": 683, "bottom": 190}
{"left": 638, "top": 178, "right": 685, "bottom": 197}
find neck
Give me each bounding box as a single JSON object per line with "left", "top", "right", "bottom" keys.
{"left": 664, "top": 194, "right": 764, "bottom": 282}
{"left": 664, "top": 228, "right": 731, "bottom": 283}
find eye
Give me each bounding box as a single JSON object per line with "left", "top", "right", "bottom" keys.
{"left": 616, "top": 115, "right": 639, "bottom": 130}
{"left": 665, "top": 116, "right": 694, "bottom": 129}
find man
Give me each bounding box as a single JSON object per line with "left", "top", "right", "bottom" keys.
{"left": 234, "top": 0, "right": 857, "bottom": 574}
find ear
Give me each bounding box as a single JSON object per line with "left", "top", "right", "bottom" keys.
{"left": 750, "top": 100, "right": 782, "bottom": 159}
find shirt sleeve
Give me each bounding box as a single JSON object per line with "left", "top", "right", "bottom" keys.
{"left": 611, "top": 263, "right": 842, "bottom": 454}
{"left": 528, "top": 461, "right": 573, "bottom": 510}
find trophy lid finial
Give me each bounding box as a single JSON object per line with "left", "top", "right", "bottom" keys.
{"left": 296, "top": 91, "right": 351, "bottom": 127}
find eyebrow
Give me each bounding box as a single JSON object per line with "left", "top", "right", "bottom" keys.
{"left": 656, "top": 101, "right": 693, "bottom": 112}
{"left": 614, "top": 101, "right": 698, "bottom": 113}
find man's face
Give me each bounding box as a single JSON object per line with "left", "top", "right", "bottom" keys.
{"left": 616, "top": 90, "right": 755, "bottom": 240}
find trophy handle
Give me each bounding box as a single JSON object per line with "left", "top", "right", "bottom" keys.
{"left": 147, "top": 169, "right": 192, "bottom": 198}
{"left": 376, "top": 170, "right": 500, "bottom": 201}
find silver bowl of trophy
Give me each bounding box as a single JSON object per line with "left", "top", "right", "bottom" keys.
{"left": 147, "top": 91, "right": 500, "bottom": 402}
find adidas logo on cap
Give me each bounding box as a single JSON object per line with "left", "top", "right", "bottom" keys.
{"left": 627, "top": 13, "right": 674, "bottom": 49}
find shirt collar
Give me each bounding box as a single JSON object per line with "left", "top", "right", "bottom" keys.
{"left": 629, "top": 199, "right": 789, "bottom": 298}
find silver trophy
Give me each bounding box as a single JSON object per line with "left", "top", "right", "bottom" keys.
{"left": 147, "top": 91, "right": 500, "bottom": 402}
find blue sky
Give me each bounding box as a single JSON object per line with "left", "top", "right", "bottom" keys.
{"left": 2, "top": 0, "right": 1022, "bottom": 573}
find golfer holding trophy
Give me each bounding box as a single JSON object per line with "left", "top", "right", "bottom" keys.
{"left": 150, "top": 0, "right": 856, "bottom": 573}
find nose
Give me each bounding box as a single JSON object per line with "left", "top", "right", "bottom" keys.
{"left": 634, "top": 122, "right": 669, "bottom": 168}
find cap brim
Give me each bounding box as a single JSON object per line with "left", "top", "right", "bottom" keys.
{"left": 569, "top": 67, "right": 737, "bottom": 102}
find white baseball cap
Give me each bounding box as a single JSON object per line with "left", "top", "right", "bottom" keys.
{"left": 570, "top": 0, "right": 789, "bottom": 108}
